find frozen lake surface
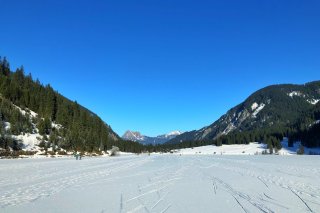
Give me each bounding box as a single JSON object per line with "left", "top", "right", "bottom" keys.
{"left": 1, "top": 155, "right": 320, "bottom": 213}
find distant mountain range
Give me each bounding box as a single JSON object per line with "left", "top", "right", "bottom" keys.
{"left": 122, "top": 130, "right": 183, "bottom": 145}
{"left": 168, "top": 81, "right": 320, "bottom": 146}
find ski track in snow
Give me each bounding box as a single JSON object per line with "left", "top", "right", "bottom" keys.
{"left": 0, "top": 155, "right": 320, "bottom": 213}
{"left": 0, "top": 156, "right": 150, "bottom": 207}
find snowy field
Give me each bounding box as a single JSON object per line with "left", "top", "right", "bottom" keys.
{"left": 173, "top": 141, "right": 320, "bottom": 156}
{"left": 1, "top": 155, "right": 320, "bottom": 213}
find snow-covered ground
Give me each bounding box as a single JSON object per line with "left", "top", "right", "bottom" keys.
{"left": 173, "top": 141, "right": 320, "bottom": 156}
{"left": 1, "top": 155, "right": 320, "bottom": 213}
{"left": 174, "top": 143, "right": 267, "bottom": 155}
{"left": 12, "top": 133, "right": 42, "bottom": 152}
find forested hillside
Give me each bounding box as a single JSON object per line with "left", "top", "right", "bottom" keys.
{"left": 168, "top": 81, "right": 320, "bottom": 149}
{"left": 0, "top": 57, "right": 146, "bottom": 154}
{"left": 289, "top": 101, "right": 320, "bottom": 147}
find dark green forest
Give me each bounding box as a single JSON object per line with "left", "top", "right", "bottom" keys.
{"left": 289, "top": 101, "right": 320, "bottom": 148}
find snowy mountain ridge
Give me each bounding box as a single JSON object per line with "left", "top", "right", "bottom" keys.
{"left": 122, "top": 130, "right": 145, "bottom": 141}
{"left": 160, "top": 130, "right": 184, "bottom": 138}
{"left": 122, "top": 130, "right": 183, "bottom": 145}
{"left": 169, "top": 81, "right": 320, "bottom": 144}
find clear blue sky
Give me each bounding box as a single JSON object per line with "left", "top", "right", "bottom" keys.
{"left": 1, "top": 0, "right": 319, "bottom": 137}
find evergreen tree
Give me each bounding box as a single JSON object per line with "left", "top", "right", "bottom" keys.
{"left": 38, "top": 118, "right": 51, "bottom": 135}
{"left": 288, "top": 137, "right": 294, "bottom": 147}
{"left": 297, "top": 144, "right": 305, "bottom": 155}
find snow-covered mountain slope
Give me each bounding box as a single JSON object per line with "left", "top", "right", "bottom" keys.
{"left": 122, "top": 131, "right": 145, "bottom": 142}
{"left": 1, "top": 102, "right": 118, "bottom": 154}
{"left": 2, "top": 106, "right": 55, "bottom": 153}
{"left": 157, "top": 130, "right": 184, "bottom": 139}
{"left": 122, "top": 130, "right": 183, "bottom": 145}
{"left": 0, "top": 95, "right": 119, "bottom": 155}
{"left": 169, "top": 81, "right": 320, "bottom": 144}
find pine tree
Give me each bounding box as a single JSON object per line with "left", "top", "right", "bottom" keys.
{"left": 288, "top": 137, "right": 294, "bottom": 147}
{"left": 297, "top": 144, "right": 305, "bottom": 155}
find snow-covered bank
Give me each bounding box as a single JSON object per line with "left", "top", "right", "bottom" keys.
{"left": 173, "top": 143, "right": 267, "bottom": 155}
{"left": 172, "top": 140, "right": 320, "bottom": 155}
{"left": 0, "top": 155, "right": 319, "bottom": 213}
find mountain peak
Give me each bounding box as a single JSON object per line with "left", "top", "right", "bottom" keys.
{"left": 122, "top": 130, "right": 144, "bottom": 141}
{"left": 122, "top": 130, "right": 183, "bottom": 145}
{"left": 166, "top": 130, "right": 183, "bottom": 136}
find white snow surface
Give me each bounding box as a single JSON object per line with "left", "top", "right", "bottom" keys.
{"left": 0, "top": 155, "right": 320, "bottom": 213}
{"left": 252, "top": 103, "right": 265, "bottom": 117}
{"left": 51, "top": 122, "right": 63, "bottom": 130}
{"left": 175, "top": 143, "right": 267, "bottom": 155}
{"left": 12, "top": 133, "right": 42, "bottom": 151}
{"left": 4, "top": 122, "right": 11, "bottom": 131}
{"left": 174, "top": 140, "right": 320, "bottom": 156}
{"left": 165, "top": 130, "right": 183, "bottom": 137}
{"left": 251, "top": 102, "right": 259, "bottom": 111}
{"left": 288, "top": 91, "right": 305, "bottom": 98}
{"left": 14, "top": 105, "right": 38, "bottom": 119}
{"left": 307, "top": 99, "right": 320, "bottom": 105}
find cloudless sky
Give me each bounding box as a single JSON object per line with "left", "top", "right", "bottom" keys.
{"left": 1, "top": 0, "right": 320, "bottom": 136}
